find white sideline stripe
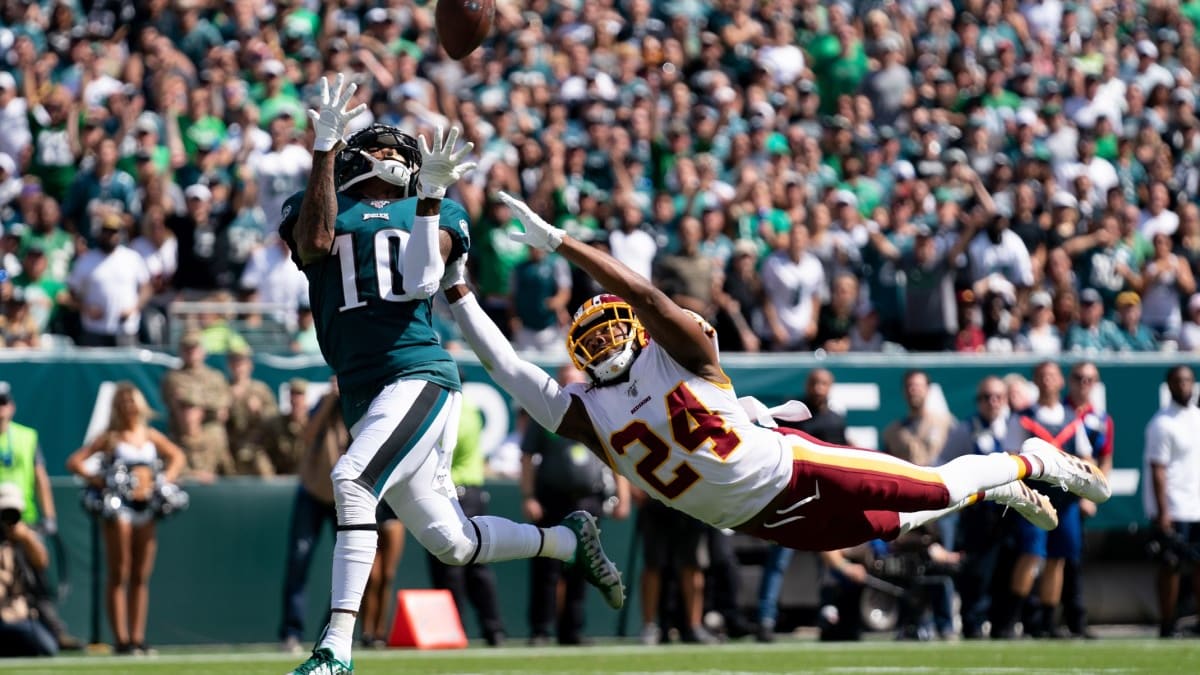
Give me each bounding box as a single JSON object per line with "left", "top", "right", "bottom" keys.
{"left": 0, "top": 640, "right": 1169, "bottom": 671}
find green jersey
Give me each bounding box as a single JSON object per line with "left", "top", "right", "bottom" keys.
{"left": 280, "top": 192, "right": 470, "bottom": 427}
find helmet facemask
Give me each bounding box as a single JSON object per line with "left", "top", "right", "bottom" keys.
{"left": 567, "top": 295, "right": 645, "bottom": 385}
{"left": 335, "top": 125, "right": 422, "bottom": 197}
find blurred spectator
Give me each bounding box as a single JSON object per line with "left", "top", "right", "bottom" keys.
{"left": 1112, "top": 291, "right": 1158, "bottom": 352}
{"left": 0, "top": 483, "right": 55, "bottom": 657}
{"left": 999, "top": 361, "right": 1112, "bottom": 639}
{"left": 814, "top": 546, "right": 871, "bottom": 643}
{"left": 0, "top": 73, "right": 30, "bottom": 162}
{"left": 246, "top": 114, "right": 311, "bottom": 238}
{"left": 280, "top": 384, "right": 345, "bottom": 655}
{"left": 264, "top": 379, "right": 310, "bottom": 476}
{"left": 813, "top": 272, "right": 859, "bottom": 354}
{"left": 654, "top": 216, "right": 720, "bottom": 327}
{"left": 1181, "top": 294, "right": 1200, "bottom": 352}
{"left": 238, "top": 235, "right": 308, "bottom": 331}
{"left": 883, "top": 370, "right": 954, "bottom": 468}
{"left": 1016, "top": 290, "right": 1062, "bottom": 354}
{"left": 62, "top": 138, "right": 139, "bottom": 239}
{"left": 65, "top": 216, "right": 150, "bottom": 346}
{"left": 869, "top": 219, "right": 976, "bottom": 352}
{"left": 1141, "top": 233, "right": 1196, "bottom": 341}
{"left": 161, "top": 330, "right": 230, "bottom": 438}
{"left": 1064, "top": 213, "right": 1142, "bottom": 311}
{"left": 0, "top": 275, "right": 38, "bottom": 348}
{"left": 522, "top": 366, "right": 629, "bottom": 645}
{"left": 224, "top": 345, "right": 278, "bottom": 476}
{"left": 170, "top": 183, "right": 236, "bottom": 293}
{"left": 20, "top": 81, "right": 80, "bottom": 202}
{"left": 510, "top": 247, "right": 571, "bottom": 354}
{"left": 0, "top": 381, "right": 75, "bottom": 649}
{"left": 290, "top": 304, "right": 320, "bottom": 355}
{"left": 760, "top": 225, "right": 823, "bottom": 351}
{"left": 714, "top": 239, "right": 762, "bottom": 353}
{"left": 940, "top": 376, "right": 1016, "bottom": 639}
{"left": 1065, "top": 288, "right": 1123, "bottom": 352}
{"left": 636, "top": 497, "right": 715, "bottom": 646}
{"left": 1144, "top": 365, "right": 1200, "bottom": 639}
{"left": 848, "top": 301, "right": 885, "bottom": 352}
{"left": 608, "top": 200, "right": 657, "bottom": 281}
{"left": 17, "top": 192, "right": 75, "bottom": 284}
{"left": 13, "top": 246, "right": 66, "bottom": 337}
{"left": 429, "top": 390, "right": 506, "bottom": 647}
{"left": 64, "top": 383, "right": 185, "bottom": 656}
{"left": 759, "top": 368, "right": 848, "bottom": 642}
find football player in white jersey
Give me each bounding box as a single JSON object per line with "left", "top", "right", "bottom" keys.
{"left": 439, "top": 192, "right": 1111, "bottom": 553}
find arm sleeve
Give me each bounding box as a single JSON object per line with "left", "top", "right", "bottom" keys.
{"left": 449, "top": 292, "right": 572, "bottom": 431}
{"left": 403, "top": 214, "right": 444, "bottom": 299}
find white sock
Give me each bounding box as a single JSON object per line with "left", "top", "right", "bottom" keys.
{"left": 934, "top": 453, "right": 1023, "bottom": 503}
{"left": 897, "top": 496, "right": 974, "bottom": 535}
{"left": 320, "top": 529, "right": 377, "bottom": 663}
{"left": 320, "top": 610, "right": 358, "bottom": 664}
{"left": 471, "top": 516, "right": 575, "bottom": 563}
{"left": 541, "top": 524, "right": 577, "bottom": 562}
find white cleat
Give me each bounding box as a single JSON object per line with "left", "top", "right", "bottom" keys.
{"left": 1020, "top": 437, "right": 1111, "bottom": 503}
{"left": 986, "top": 481, "right": 1059, "bottom": 530}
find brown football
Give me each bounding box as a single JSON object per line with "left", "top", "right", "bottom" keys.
{"left": 435, "top": 0, "right": 495, "bottom": 61}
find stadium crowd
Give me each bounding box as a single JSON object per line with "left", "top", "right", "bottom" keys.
{"left": 0, "top": 0, "right": 1200, "bottom": 354}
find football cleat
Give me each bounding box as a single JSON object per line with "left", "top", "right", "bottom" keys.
{"left": 1021, "top": 437, "right": 1112, "bottom": 503}
{"left": 561, "top": 510, "right": 625, "bottom": 610}
{"left": 986, "top": 481, "right": 1059, "bottom": 530}
{"left": 286, "top": 647, "right": 352, "bottom": 675}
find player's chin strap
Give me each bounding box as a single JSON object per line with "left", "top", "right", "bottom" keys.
{"left": 739, "top": 397, "right": 812, "bottom": 428}
{"left": 339, "top": 151, "right": 415, "bottom": 194}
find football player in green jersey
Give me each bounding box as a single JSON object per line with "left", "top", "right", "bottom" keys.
{"left": 281, "top": 75, "right": 623, "bottom": 675}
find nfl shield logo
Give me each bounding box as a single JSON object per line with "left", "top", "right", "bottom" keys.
{"left": 626, "top": 382, "right": 638, "bottom": 398}
{"left": 369, "top": 200, "right": 389, "bottom": 208}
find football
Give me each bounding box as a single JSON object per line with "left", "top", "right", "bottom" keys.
{"left": 435, "top": 0, "right": 495, "bottom": 60}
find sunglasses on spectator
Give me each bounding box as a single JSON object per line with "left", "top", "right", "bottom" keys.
{"left": 976, "top": 392, "right": 1005, "bottom": 402}
{"left": 1071, "top": 374, "right": 1097, "bottom": 384}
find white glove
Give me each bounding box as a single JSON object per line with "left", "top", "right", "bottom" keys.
{"left": 416, "top": 125, "right": 477, "bottom": 200}
{"left": 498, "top": 191, "right": 565, "bottom": 252}
{"left": 307, "top": 74, "right": 367, "bottom": 153}
{"left": 441, "top": 253, "right": 469, "bottom": 290}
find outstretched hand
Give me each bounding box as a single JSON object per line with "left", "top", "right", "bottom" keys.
{"left": 497, "top": 191, "right": 565, "bottom": 252}
{"left": 307, "top": 74, "right": 367, "bottom": 153}
{"left": 417, "top": 125, "right": 477, "bottom": 200}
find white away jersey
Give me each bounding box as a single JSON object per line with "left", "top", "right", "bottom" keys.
{"left": 566, "top": 340, "right": 792, "bottom": 529}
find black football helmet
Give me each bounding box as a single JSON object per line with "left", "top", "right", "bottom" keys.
{"left": 335, "top": 124, "right": 422, "bottom": 196}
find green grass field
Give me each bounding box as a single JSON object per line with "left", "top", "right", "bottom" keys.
{"left": 2, "top": 640, "right": 1200, "bottom": 675}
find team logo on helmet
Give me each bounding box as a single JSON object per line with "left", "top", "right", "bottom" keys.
{"left": 566, "top": 294, "right": 646, "bottom": 386}
{"left": 335, "top": 124, "right": 422, "bottom": 196}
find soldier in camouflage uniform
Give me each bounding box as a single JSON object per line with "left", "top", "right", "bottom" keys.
{"left": 161, "top": 330, "right": 231, "bottom": 438}
{"left": 173, "top": 386, "right": 234, "bottom": 481}
{"left": 224, "top": 344, "right": 278, "bottom": 476}
{"left": 265, "top": 379, "right": 311, "bottom": 475}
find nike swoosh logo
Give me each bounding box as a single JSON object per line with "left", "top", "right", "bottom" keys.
{"left": 762, "top": 481, "right": 820, "bottom": 529}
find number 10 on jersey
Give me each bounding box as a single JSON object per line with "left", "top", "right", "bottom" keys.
{"left": 332, "top": 229, "right": 410, "bottom": 311}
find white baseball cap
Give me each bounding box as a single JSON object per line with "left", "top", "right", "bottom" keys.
{"left": 184, "top": 184, "right": 212, "bottom": 202}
